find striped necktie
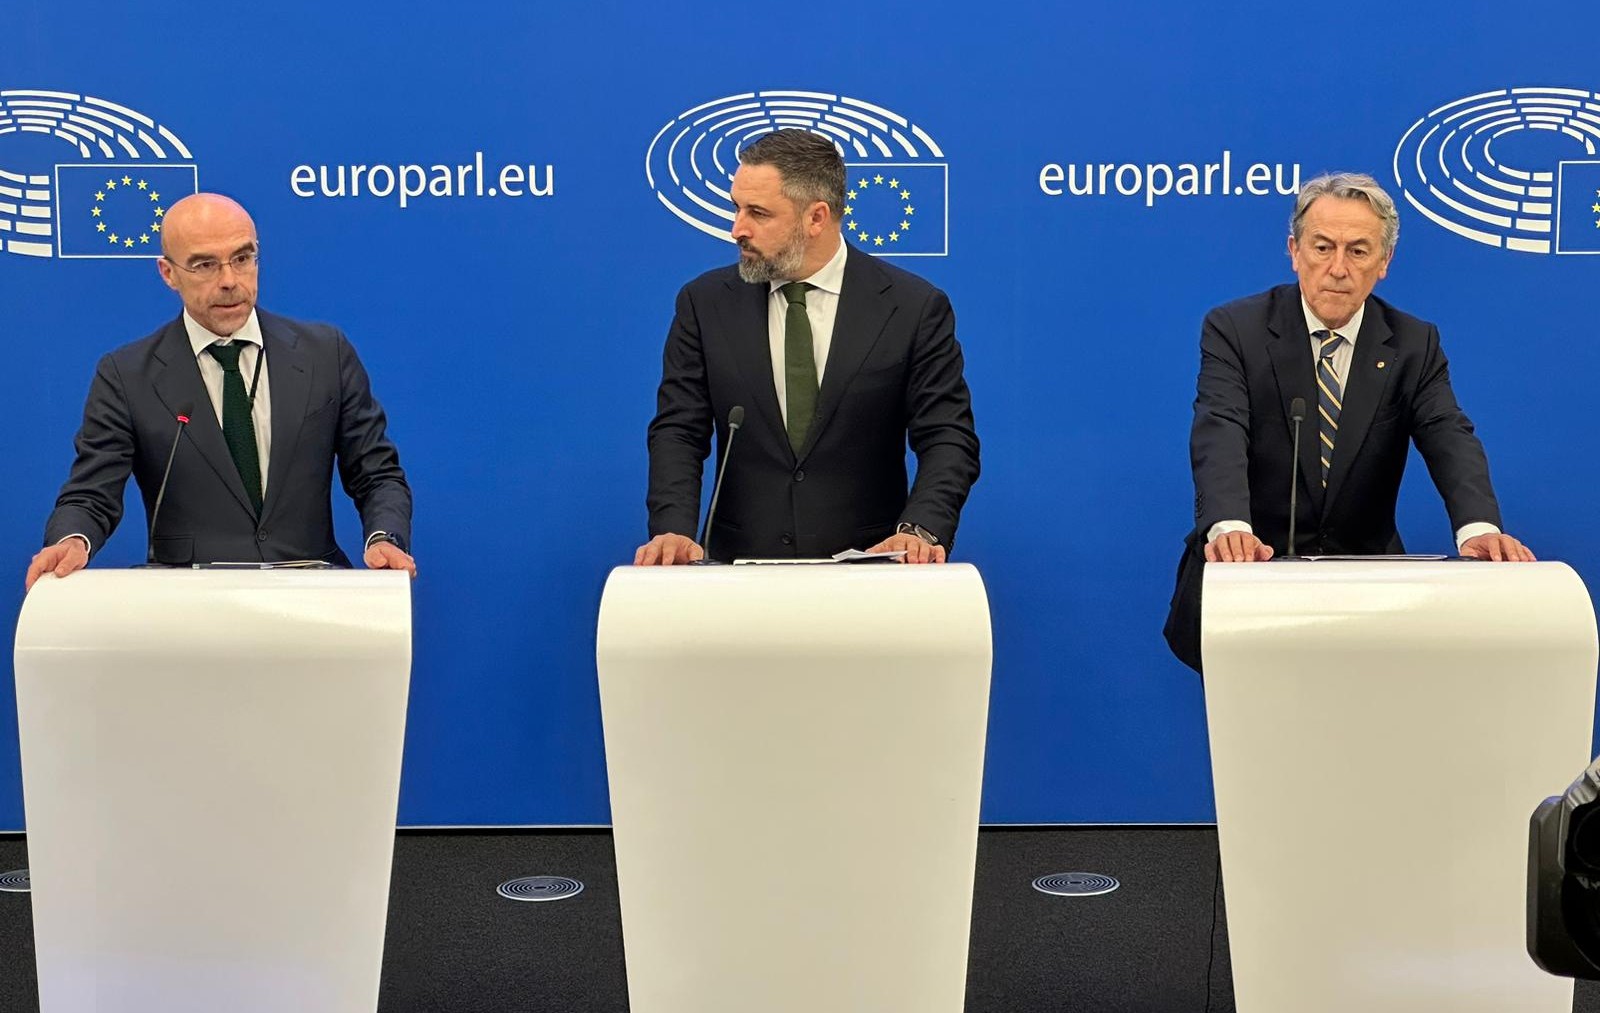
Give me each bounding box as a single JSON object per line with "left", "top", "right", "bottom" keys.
{"left": 1313, "top": 330, "right": 1345, "bottom": 489}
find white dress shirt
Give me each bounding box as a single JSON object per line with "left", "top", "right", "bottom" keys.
{"left": 1206, "top": 296, "right": 1498, "bottom": 550}
{"left": 767, "top": 236, "right": 847, "bottom": 425}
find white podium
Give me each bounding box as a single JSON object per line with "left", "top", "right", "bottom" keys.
{"left": 1203, "top": 561, "right": 1598, "bottom": 1012}
{"left": 596, "top": 563, "right": 992, "bottom": 1013}
{"left": 13, "top": 569, "right": 412, "bottom": 1013}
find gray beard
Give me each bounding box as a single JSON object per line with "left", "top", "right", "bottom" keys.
{"left": 736, "top": 237, "right": 806, "bottom": 284}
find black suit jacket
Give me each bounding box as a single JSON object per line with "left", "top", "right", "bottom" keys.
{"left": 647, "top": 244, "right": 980, "bottom": 561}
{"left": 1163, "top": 284, "right": 1501, "bottom": 672}
{"left": 44, "top": 309, "right": 412, "bottom": 566}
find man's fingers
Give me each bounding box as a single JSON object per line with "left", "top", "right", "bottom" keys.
{"left": 24, "top": 555, "right": 50, "bottom": 591}
{"left": 635, "top": 534, "right": 701, "bottom": 566}
{"left": 29, "top": 542, "right": 85, "bottom": 588}
{"left": 931, "top": 545, "right": 948, "bottom": 564}
{"left": 1207, "top": 533, "right": 1268, "bottom": 563}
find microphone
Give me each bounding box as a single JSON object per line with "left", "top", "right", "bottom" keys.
{"left": 147, "top": 406, "right": 192, "bottom": 565}
{"left": 1285, "top": 396, "right": 1306, "bottom": 559}
{"left": 695, "top": 405, "right": 745, "bottom": 564}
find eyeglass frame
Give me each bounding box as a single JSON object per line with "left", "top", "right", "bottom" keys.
{"left": 162, "top": 244, "right": 262, "bottom": 280}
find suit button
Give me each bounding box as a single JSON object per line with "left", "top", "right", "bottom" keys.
{"left": 794, "top": 469, "right": 805, "bottom": 482}
{"left": 257, "top": 530, "right": 269, "bottom": 541}
{"left": 781, "top": 533, "right": 793, "bottom": 546}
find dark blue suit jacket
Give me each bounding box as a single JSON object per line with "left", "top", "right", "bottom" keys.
{"left": 44, "top": 309, "right": 412, "bottom": 566}
{"left": 1164, "top": 284, "right": 1502, "bottom": 672}
{"left": 647, "top": 245, "right": 980, "bottom": 561}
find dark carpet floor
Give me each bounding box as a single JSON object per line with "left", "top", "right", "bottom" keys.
{"left": 0, "top": 827, "right": 1590, "bottom": 1012}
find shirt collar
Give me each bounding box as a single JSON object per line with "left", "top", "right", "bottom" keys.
{"left": 184, "top": 308, "right": 263, "bottom": 357}
{"left": 769, "top": 234, "right": 848, "bottom": 297}
{"left": 1300, "top": 294, "right": 1365, "bottom": 346}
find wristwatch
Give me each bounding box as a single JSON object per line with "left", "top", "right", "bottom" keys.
{"left": 895, "top": 521, "right": 940, "bottom": 546}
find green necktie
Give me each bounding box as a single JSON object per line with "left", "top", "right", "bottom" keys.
{"left": 206, "top": 342, "right": 263, "bottom": 514}
{"left": 781, "top": 281, "right": 818, "bottom": 454}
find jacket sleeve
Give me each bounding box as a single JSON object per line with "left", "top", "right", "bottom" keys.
{"left": 900, "top": 287, "right": 980, "bottom": 547}
{"left": 645, "top": 284, "right": 714, "bottom": 539}
{"left": 1190, "top": 304, "right": 1255, "bottom": 535}
{"left": 43, "top": 353, "right": 135, "bottom": 556}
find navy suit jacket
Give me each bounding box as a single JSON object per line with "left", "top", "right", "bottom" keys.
{"left": 1163, "top": 284, "right": 1501, "bottom": 672}
{"left": 647, "top": 244, "right": 980, "bottom": 561}
{"left": 44, "top": 309, "right": 412, "bottom": 566}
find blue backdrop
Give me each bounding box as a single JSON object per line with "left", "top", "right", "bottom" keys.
{"left": 2, "top": 2, "right": 1595, "bottom": 828}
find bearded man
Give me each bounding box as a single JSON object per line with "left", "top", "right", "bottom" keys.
{"left": 634, "top": 129, "right": 980, "bottom": 565}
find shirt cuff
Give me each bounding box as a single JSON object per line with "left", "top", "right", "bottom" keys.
{"left": 1205, "top": 520, "right": 1253, "bottom": 544}
{"left": 58, "top": 533, "right": 91, "bottom": 554}
{"left": 1454, "top": 522, "right": 1501, "bottom": 551}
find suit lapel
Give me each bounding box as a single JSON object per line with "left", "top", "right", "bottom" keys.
{"left": 1264, "top": 291, "right": 1324, "bottom": 516}
{"left": 150, "top": 316, "right": 257, "bottom": 518}
{"left": 260, "top": 313, "right": 312, "bottom": 525}
{"left": 801, "top": 246, "right": 893, "bottom": 464}
{"left": 721, "top": 274, "right": 789, "bottom": 455}
{"left": 1324, "top": 300, "right": 1396, "bottom": 508}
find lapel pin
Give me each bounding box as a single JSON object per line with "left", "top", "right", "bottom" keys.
{"left": 1376, "top": 361, "right": 1387, "bottom": 369}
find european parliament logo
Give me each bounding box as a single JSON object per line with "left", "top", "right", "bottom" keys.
{"left": 1393, "top": 86, "right": 1600, "bottom": 255}
{"left": 645, "top": 91, "right": 949, "bottom": 257}
{"left": 0, "top": 90, "right": 197, "bottom": 260}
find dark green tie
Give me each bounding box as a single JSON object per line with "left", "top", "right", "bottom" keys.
{"left": 781, "top": 281, "right": 818, "bottom": 454}
{"left": 206, "top": 342, "right": 263, "bottom": 514}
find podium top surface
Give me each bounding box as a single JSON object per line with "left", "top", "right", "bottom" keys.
{"left": 1202, "top": 559, "right": 1597, "bottom": 672}
{"left": 1203, "top": 558, "right": 1594, "bottom": 611}
{"left": 15, "top": 568, "right": 411, "bottom": 657}
{"left": 597, "top": 562, "right": 991, "bottom": 659}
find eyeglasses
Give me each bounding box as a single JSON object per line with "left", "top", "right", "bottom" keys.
{"left": 165, "top": 248, "right": 261, "bottom": 280}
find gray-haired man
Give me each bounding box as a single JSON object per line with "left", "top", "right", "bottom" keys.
{"left": 1163, "top": 172, "right": 1533, "bottom": 673}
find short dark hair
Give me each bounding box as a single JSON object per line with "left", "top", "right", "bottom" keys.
{"left": 738, "top": 129, "right": 846, "bottom": 220}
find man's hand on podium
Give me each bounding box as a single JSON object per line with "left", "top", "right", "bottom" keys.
{"left": 24, "top": 537, "right": 89, "bottom": 591}
{"left": 634, "top": 533, "right": 704, "bottom": 566}
{"left": 866, "top": 532, "right": 947, "bottom": 564}
{"left": 1460, "top": 532, "right": 1536, "bottom": 562}
{"left": 1204, "top": 531, "right": 1274, "bottom": 563}
{"left": 365, "top": 540, "right": 418, "bottom": 577}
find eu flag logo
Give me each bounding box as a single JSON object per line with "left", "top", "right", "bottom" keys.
{"left": 1556, "top": 161, "right": 1600, "bottom": 255}
{"left": 841, "top": 163, "right": 947, "bottom": 256}
{"left": 53, "top": 164, "right": 198, "bottom": 258}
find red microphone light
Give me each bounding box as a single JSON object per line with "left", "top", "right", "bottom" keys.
{"left": 176, "top": 414, "right": 190, "bottom": 424}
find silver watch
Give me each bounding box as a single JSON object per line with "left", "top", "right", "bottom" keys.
{"left": 895, "top": 521, "right": 940, "bottom": 546}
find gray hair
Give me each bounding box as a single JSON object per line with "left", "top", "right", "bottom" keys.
{"left": 1290, "top": 172, "right": 1400, "bottom": 254}
{"left": 738, "top": 129, "right": 846, "bottom": 221}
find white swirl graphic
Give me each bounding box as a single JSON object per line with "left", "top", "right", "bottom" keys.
{"left": 0, "top": 89, "right": 193, "bottom": 258}
{"left": 1393, "top": 86, "right": 1600, "bottom": 255}
{"left": 646, "top": 90, "right": 945, "bottom": 253}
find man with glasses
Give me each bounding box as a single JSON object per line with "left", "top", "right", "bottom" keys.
{"left": 25, "top": 192, "right": 414, "bottom": 587}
